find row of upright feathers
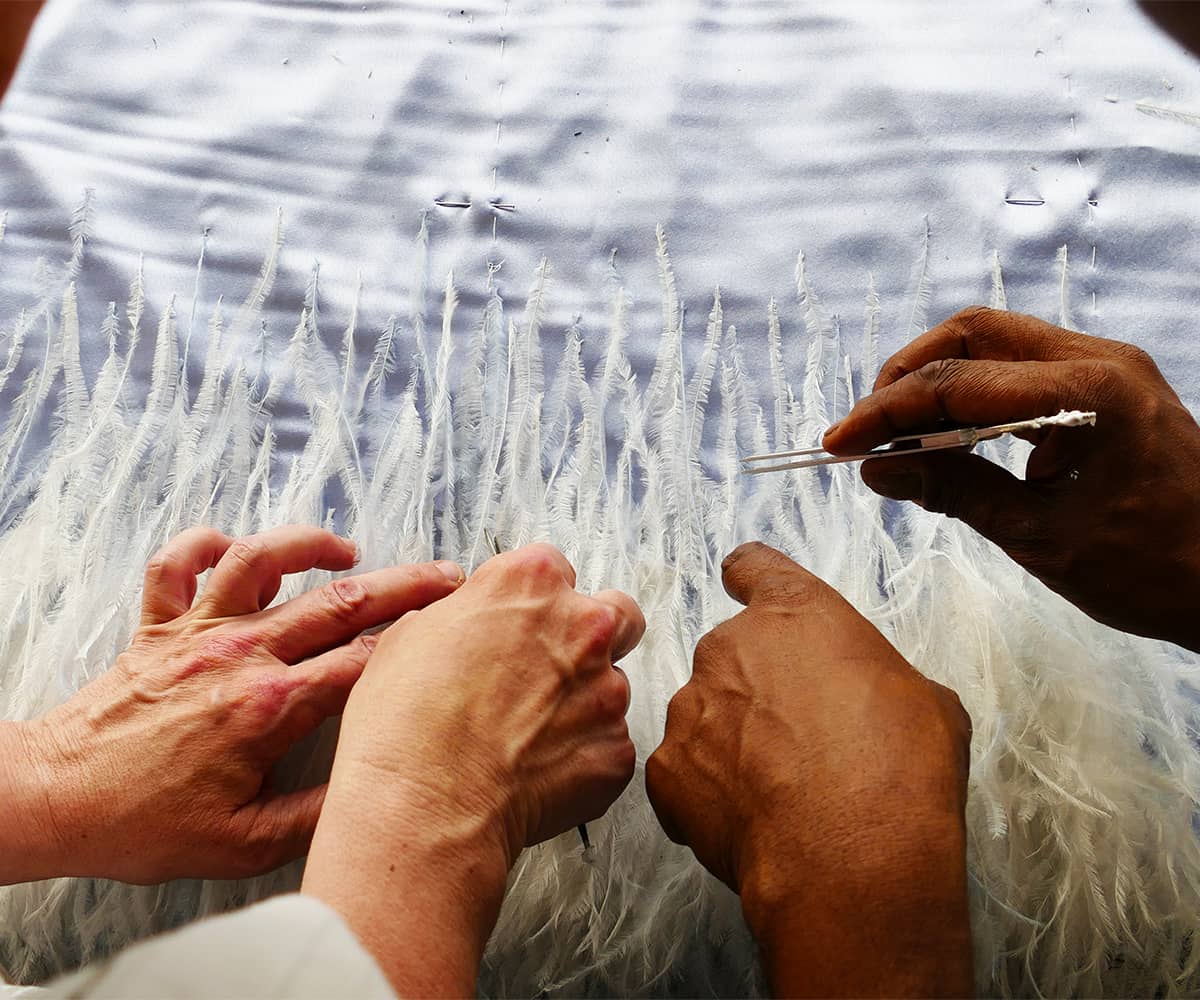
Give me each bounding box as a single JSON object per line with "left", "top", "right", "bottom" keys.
{"left": 1, "top": 198, "right": 1199, "bottom": 997}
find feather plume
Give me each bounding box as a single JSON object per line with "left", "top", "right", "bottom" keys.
{"left": 1056, "top": 245, "right": 1074, "bottom": 331}
{"left": 0, "top": 215, "right": 1198, "bottom": 1000}
{"left": 907, "top": 215, "right": 933, "bottom": 338}
{"left": 228, "top": 208, "right": 283, "bottom": 347}
{"left": 182, "top": 227, "right": 210, "bottom": 379}
{"left": 862, "top": 273, "right": 881, "bottom": 388}
{"left": 991, "top": 250, "right": 1008, "bottom": 311}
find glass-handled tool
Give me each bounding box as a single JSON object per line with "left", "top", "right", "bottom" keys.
{"left": 741, "top": 409, "right": 1097, "bottom": 475}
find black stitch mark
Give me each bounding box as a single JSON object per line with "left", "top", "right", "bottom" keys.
{"left": 1005, "top": 198, "right": 1045, "bottom": 206}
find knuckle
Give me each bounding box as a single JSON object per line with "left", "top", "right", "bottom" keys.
{"left": 917, "top": 357, "right": 964, "bottom": 391}
{"left": 761, "top": 571, "right": 825, "bottom": 608}
{"left": 940, "top": 306, "right": 994, "bottom": 351}
{"left": 249, "top": 670, "right": 297, "bottom": 715}
{"left": 875, "top": 357, "right": 906, "bottom": 387}
{"left": 190, "top": 631, "right": 260, "bottom": 673}
{"left": 604, "top": 589, "right": 644, "bottom": 633}
{"left": 593, "top": 672, "right": 629, "bottom": 720}
{"left": 239, "top": 820, "right": 284, "bottom": 874}
{"left": 131, "top": 622, "right": 171, "bottom": 649}
{"left": 932, "top": 686, "right": 974, "bottom": 775}
{"left": 663, "top": 683, "right": 699, "bottom": 730}
{"left": 1108, "top": 340, "right": 1155, "bottom": 371}
{"left": 143, "top": 551, "right": 183, "bottom": 583}
{"left": 226, "top": 537, "right": 269, "bottom": 572}
{"left": 179, "top": 525, "right": 227, "bottom": 548}
{"left": 576, "top": 601, "right": 617, "bottom": 654}
{"left": 944, "top": 305, "right": 993, "bottom": 338}
{"left": 352, "top": 631, "right": 381, "bottom": 660}
{"left": 322, "top": 576, "right": 369, "bottom": 620}
{"left": 1072, "top": 359, "right": 1119, "bottom": 407}
{"left": 510, "top": 544, "right": 567, "bottom": 585}
{"left": 693, "top": 629, "right": 727, "bottom": 668}
{"left": 1136, "top": 390, "right": 1171, "bottom": 428}
{"left": 937, "top": 685, "right": 972, "bottom": 738}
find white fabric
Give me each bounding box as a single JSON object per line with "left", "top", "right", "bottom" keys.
{"left": 2, "top": 0, "right": 1200, "bottom": 429}
{"left": 0, "top": 895, "right": 394, "bottom": 1000}
{"left": 2, "top": 3, "right": 1200, "bottom": 999}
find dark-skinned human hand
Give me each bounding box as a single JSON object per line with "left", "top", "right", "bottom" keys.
{"left": 646, "top": 542, "right": 974, "bottom": 998}
{"left": 825, "top": 307, "right": 1200, "bottom": 652}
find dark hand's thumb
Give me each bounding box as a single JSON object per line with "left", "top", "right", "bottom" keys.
{"left": 861, "top": 450, "right": 1046, "bottom": 555}
{"left": 720, "top": 541, "right": 830, "bottom": 607}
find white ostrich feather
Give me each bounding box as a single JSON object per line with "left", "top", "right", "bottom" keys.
{"left": 1056, "top": 244, "right": 1075, "bottom": 332}
{"left": 907, "top": 216, "right": 934, "bottom": 339}
{"left": 0, "top": 206, "right": 1199, "bottom": 999}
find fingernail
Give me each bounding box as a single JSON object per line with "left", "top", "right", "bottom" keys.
{"left": 347, "top": 540, "right": 361, "bottom": 565}
{"left": 825, "top": 419, "right": 843, "bottom": 437}
{"left": 436, "top": 560, "right": 465, "bottom": 585}
{"left": 721, "top": 541, "right": 761, "bottom": 572}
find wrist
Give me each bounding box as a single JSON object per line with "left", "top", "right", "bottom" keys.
{"left": 740, "top": 807, "right": 974, "bottom": 997}
{"left": 0, "top": 719, "right": 72, "bottom": 884}
{"left": 302, "top": 762, "right": 513, "bottom": 997}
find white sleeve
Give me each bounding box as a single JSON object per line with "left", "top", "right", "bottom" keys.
{"left": 10, "top": 895, "right": 395, "bottom": 1000}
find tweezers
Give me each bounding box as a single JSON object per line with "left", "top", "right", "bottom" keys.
{"left": 741, "top": 409, "right": 1097, "bottom": 475}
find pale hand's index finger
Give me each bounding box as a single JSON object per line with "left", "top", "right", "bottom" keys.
{"left": 825, "top": 358, "right": 1076, "bottom": 455}
{"left": 197, "top": 525, "right": 358, "bottom": 617}
{"left": 141, "top": 526, "right": 234, "bottom": 625}
{"left": 257, "top": 560, "right": 464, "bottom": 663}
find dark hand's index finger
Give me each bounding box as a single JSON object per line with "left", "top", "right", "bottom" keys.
{"left": 872, "top": 307, "right": 1101, "bottom": 393}
{"left": 825, "top": 358, "right": 1074, "bottom": 455}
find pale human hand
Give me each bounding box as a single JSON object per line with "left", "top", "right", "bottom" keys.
{"left": 646, "top": 542, "right": 973, "bottom": 998}
{"left": 0, "top": 524, "right": 464, "bottom": 886}
{"left": 302, "top": 543, "right": 645, "bottom": 997}
{"left": 825, "top": 307, "right": 1200, "bottom": 651}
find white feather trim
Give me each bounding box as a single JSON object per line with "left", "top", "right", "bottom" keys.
{"left": 0, "top": 208, "right": 1198, "bottom": 998}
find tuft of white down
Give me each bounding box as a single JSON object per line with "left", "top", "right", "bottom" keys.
{"left": 0, "top": 211, "right": 1199, "bottom": 998}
